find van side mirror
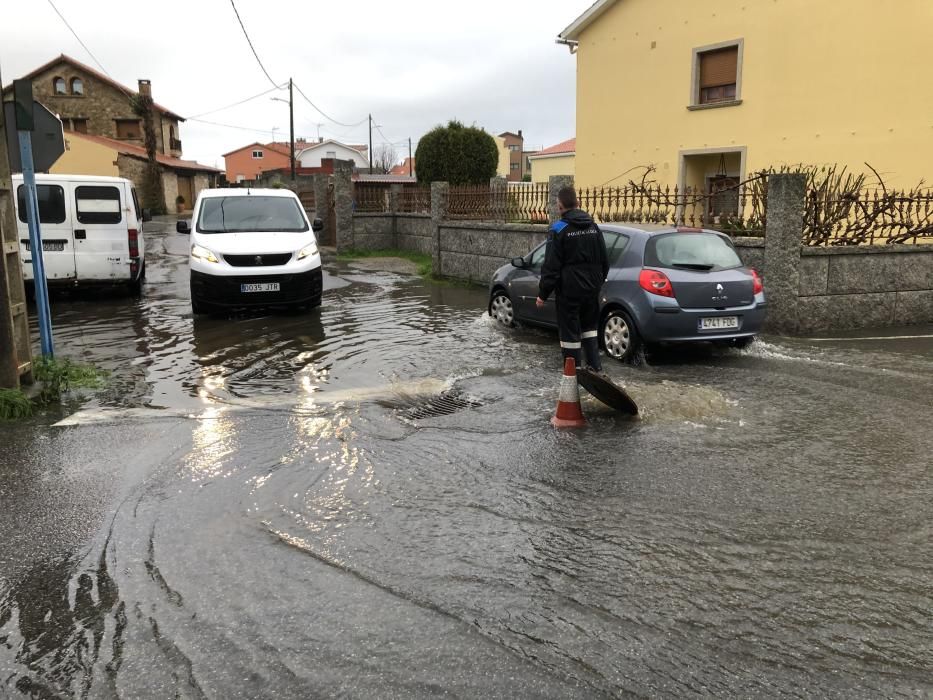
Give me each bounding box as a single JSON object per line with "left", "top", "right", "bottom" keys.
{"left": 511, "top": 257, "right": 527, "bottom": 268}
{"left": 176, "top": 220, "right": 190, "bottom": 234}
{"left": 312, "top": 217, "right": 324, "bottom": 233}
{"left": 142, "top": 208, "right": 153, "bottom": 222}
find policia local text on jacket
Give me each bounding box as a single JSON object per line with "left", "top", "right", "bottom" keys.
{"left": 538, "top": 207, "right": 610, "bottom": 370}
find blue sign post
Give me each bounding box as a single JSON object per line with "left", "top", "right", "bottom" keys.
{"left": 10, "top": 79, "right": 57, "bottom": 357}
{"left": 17, "top": 131, "right": 54, "bottom": 357}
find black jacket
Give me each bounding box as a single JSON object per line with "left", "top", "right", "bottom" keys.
{"left": 538, "top": 209, "right": 609, "bottom": 301}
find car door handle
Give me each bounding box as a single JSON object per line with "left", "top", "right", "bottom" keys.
{"left": 74, "top": 229, "right": 86, "bottom": 239}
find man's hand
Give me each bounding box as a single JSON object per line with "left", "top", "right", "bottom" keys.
{"left": 536, "top": 297, "right": 545, "bottom": 309}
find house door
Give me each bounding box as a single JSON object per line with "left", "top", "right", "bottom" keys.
{"left": 706, "top": 175, "right": 740, "bottom": 222}
{"left": 177, "top": 175, "right": 194, "bottom": 211}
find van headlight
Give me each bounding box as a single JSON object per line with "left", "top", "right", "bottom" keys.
{"left": 191, "top": 244, "right": 219, "bottom": 263}
{"left": 296, "top": 242, "right": 318, "bottom": 260}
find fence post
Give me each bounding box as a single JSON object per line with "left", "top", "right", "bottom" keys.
{"left": 548, "top": 175, "right": 574, "bottom": 222}
{"left": 430, "top": 181, "right": 449, "bottom": 277}
{"left": 490, "top": 176, "right": 507, "bottom": 222}
{"left": 311, "top": 173, "right": 330, "bottom": 242}
{"left": 333, "top": 160, "right": 353, "bottom": 253}
{"left": 389, "top": 184, "right": 402, "bottom": 248}
{"left": 762, "top": 173, "right": 806, "bottom": 334}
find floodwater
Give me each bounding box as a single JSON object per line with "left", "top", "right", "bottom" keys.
{"left": 1, "top": 220, "right": 931, "bottom": 698}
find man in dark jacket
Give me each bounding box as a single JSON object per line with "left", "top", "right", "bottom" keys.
{"left": 536, "top": 186, "right": 609, "bottom": 371}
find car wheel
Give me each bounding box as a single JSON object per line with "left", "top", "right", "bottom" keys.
{"left": 489, "top": 290, "right": 515, "bottom": 327}
{"left": 601, "top": 309, "right": 640, "bottom": 363}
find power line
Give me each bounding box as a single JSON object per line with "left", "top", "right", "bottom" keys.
{"left": 229, "top": 0, "right": 280, "bottom": 88}
{"left": 46, "top": 0, "right": 119, "bottom": 84}
{"left": 187, "top": 85, "right": 284, "bottom": 119}
{"left": 188, "top": 117, "right": 280, "bottom": 137}
{"left": 293, "top": 82, "right": 367, "bottom": 129}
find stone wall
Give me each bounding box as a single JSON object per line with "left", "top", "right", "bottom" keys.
{"left": 116, "top": 154, "right": 149, "bottom": 199}
{"left": 6, "top": 59, "right": 179, "bottom": 155}
{"left": 352, "top": 214, "right": 395, "bottom": 250}
{"left": 162, "top": 170, "right": 179, "bottom": 214}
{"left": 397, "top": 215, "right": 432, "bottom": 256}
{"left": 796, "top": 246, "right": 933, "bottom": 332}
{"left": 193, "top": 173, "right": 211, "bottom": 202}
{"left": 733, "top": 238, "right": 766, "bottom": 275}
{"left": 437, "top": 222, "right": 547, "bottom": 283}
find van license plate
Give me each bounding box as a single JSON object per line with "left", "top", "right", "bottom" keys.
{"left": 241, "top": 282, "right": 280, "bottom": 293}
{"left": 25, "top": 241, "right": 65, "bottom": 252}
{"left": 699, "top": 316, "right": 739, "bottom": 331}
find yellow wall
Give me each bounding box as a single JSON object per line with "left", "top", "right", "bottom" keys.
{"left": 529, "top": 154, "right": 575, "bottom": 183}
{"left": 50, "top": 135, "right": 119, "bottom": 177}
{"left": 574, "top": 0, "right": 933, "bottom": 188}
{"left": 494, "top": 136, "right": 510, "bottom": 178}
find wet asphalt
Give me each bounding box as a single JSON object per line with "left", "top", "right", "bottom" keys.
{"left": 1, "top": 220, "right": 931, "bottom": 698}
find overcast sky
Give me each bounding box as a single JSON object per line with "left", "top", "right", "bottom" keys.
{"left": 1, "top": 0, "right": 592, "bottom": 168}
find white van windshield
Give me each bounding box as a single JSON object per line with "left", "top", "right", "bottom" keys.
{"left": 197, "top": 196, "right": 308, "bottom": 233}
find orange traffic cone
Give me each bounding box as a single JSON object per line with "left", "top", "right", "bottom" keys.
{"left": 551, "top": 357, "right": 587, "bottom": 428}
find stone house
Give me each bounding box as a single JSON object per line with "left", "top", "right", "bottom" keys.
{"left": 3, "top": 54, "right": 217, "bottom": 210}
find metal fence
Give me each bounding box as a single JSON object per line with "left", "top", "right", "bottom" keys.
{"left": 398, "top": 186, "right": 431, "bottom": 214}
{"left": 354, "top": 183, "right": 389, "bottom": 213}
{"left": 578, "top": 182, "right": 766, "bottom": 235}
{"left": 804, "top": 188, "right": 933, "bottom": 246}
{"left": 446, "top": 183, "right": 549, "bottom": 223}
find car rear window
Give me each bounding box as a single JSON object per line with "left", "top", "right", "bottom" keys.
{"left": 75, "top": 185, "right": 122, "bottom": 225}
{"left": 644, "top": 232, "right": 742, "bottom": 271}
{"left": 197, "top": 196, "right": 308, "bottom": 233}
{"left": 17, "top": 184, "right": 66, "bottom": 224}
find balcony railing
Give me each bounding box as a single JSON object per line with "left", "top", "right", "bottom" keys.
{"left": 170, "top": 137, "right": 182, "bottom": 152}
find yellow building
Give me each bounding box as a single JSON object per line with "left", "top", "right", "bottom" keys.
{"left": 493, "top": 136, "right": 511, "bottom": 179}
{"left": 559, "top": 0, "right": 933, "bottom": 195}
{"left": 52, "top": 132, "right": 120, "bottom": 176}
{"left": 528, "top": 138, "right": 575, "bottom": 183}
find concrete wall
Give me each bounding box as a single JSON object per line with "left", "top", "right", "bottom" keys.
{"left": 397, "top": 215, "right": 432, "bottom": 255}
{"left": 529, "top": 153, "right": 575, "bottom": 184}
{"left": 352, "top": 213, "right": 396, "bottom": 250}
{"left": 51, "top": 133, "right": 120, "bottom": 177}
{"left": 437, "top": 222, "right": 547, "bottom": 283}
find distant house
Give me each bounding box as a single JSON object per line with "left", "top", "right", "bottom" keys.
{"left": 497, "top": 131, "right": 525, "bottom": 182}
{"left": 389, "top": 157, "right": 415, "bottom": 178}
{"left": 51, "top": 132, "right": 220, "bottom": 211}
{"left": 223, "top": 140, "right": 318, "bottom": 183}
{"left": 528, "top": 138, "right": 575, "bottom": 184}
{"left": 296, "top": 140, "right": 368, "bottom": 169}
{"left": 3, "top": 53, "right": 218, "bottom": 210}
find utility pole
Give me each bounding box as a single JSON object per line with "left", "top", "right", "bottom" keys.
{"left": 368, "top": 113, "right": 373, "bottom": 174}
{"left": 408, "top": 137, "right": 412, "bottom": 177}
{"left": 289, "top": 78, "right": 295, "bottom": 181}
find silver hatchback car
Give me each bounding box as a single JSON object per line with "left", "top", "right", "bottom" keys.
{"left": 488, "top": 225, "right": 766, "bottom": 362}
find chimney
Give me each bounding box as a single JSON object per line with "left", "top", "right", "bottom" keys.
{"left": 518, "top": 129, "right": 523, "bottom": 140}
{"left": 138, "top": 79, "right": 152, "bottom": 98}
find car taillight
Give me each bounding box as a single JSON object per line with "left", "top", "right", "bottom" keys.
{"left": 639, "top": 268, "right": 675, "bottom": 297}
{"left": 128, "top": 229, "right": 139, "bottom": 258}
{"left": 751, "top": 268, "right": 763, "bottom": 295}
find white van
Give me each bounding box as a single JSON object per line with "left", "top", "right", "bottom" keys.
{"left": 12, "top": 174, "right": 148, "bottom": 295}
{"left": 180, "top": 188, "right": 323, "bottom": 314}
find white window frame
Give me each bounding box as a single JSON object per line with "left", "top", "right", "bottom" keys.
{"left": 252, "top": 150, "right": 264, "bottom": 159}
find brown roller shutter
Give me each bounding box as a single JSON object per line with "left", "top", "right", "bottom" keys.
{"left": 700, "top": 47, "right": 738, "bottom": 88}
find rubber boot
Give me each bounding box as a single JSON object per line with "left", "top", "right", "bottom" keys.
{"left": 583, "top": 337, "right": 602, "bottom": 372}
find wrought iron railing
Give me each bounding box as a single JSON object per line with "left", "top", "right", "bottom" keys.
{"left": 354, "top": 183, "right": 389, "bottom": 213}
{"left": 398, "top": 186, "right": 431, "bottom": 214}
{"left": 804, "top": 188, "right": 933, "bottom": 246}
{"left": 447, "top": 184, "right": 500, "bottom": 220}
{"left": 506, "top": 183, "right": 549, "bottom": 223}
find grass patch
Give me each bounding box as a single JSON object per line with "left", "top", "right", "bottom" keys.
{"left": 0, "top": 388, "right": 33, "bottom": 419}
{"left": 337, "top": 249, "right": 433, "bottom": 277}
{"left": 33, "top": 357, "right": 109, "bottom": 405}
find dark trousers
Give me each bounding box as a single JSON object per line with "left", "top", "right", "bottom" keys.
{"left": 556, "top": 293, "right": 602, "bottom": 370}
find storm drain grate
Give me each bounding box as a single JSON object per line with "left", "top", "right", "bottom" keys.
{"left": 403, "top": 392, "right": 484, "bottom": 420}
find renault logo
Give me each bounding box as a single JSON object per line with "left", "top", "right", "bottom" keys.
{"left": 712, "top": 283, "right": 728, "bottom": 301}
{"left": 716, "top": 283, "right": 724, "bottom": 292}
{"left": 254, "top": 255, "right": 263, "bottom": 266}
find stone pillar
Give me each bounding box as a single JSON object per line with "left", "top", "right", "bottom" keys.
{"left": 389, "top": 184, "right": 402, "bottom": 247}
{"left": 333, "top": 160, "right": 353, "bottom": 253}
{"left": 762, "top": 173, "right": 806, "bottom": 334}
{"left": 430, "top": 181, "right": 449, "bottom": 277}
{"left": 548, "top": 174, "right": 574, "bottom": 222}
{"left": 490, "top": 176, "right": 507, "bottom": 222}
{"left": 311, "top": 173, "right": 329, "bottom": 232}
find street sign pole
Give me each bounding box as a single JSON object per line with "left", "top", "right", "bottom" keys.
{"left": 17, "top": 131, "right": 53, "bottom": 357}
{"left": 11, "top": 79, "right": 54, "bottom": 357}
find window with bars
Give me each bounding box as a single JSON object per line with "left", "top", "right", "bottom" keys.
{"left": 695, "top": 44, "right": 740, "bottom": 106}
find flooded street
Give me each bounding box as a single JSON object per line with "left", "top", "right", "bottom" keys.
{"left": 2, "top": 220, "right": 932, "bottom": 698}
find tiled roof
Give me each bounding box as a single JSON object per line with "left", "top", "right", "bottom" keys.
{"left": 70, "top": 132, "right": 221, "bottom": 173}
{"left": 529, "top": 138, "right": 576, "bottom": 158}
{"left": 5, "top": 54, "right": 185, "bottom": 121}
{"left": 389, "top": 157, "right": 415, "bottom": 176}
{"left": 352, "top": 174, "right": 416, "bottom": 183}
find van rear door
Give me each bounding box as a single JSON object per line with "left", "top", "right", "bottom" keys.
{"left": 73, "top": 183, "right": 129, "bottom": 281}
{"left": 16, "top": 181, "right": 77, "bottom": 282}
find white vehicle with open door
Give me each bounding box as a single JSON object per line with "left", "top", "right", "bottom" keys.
{"left": 12, "top": 174, "right": 149, "bottom": 295}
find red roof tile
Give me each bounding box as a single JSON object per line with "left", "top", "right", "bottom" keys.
{"left": 530, "top": 138, "right": 576, "bottom": 158}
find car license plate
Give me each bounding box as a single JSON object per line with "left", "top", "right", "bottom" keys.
{"left": 240, "top": 282, "right": 280, "bottom": 293}
{"left": 24, "top": 241, "right": 65, "bottom": 252}
{"left": 699, "top": 316, "right": 739, "bottom": 331}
